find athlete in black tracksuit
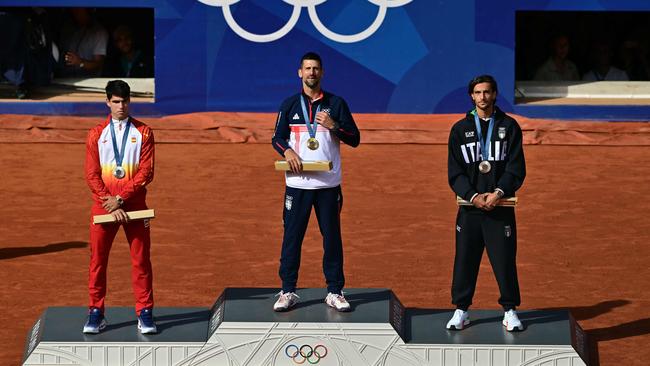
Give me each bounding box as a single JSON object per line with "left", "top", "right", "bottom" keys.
{"left": 448, "top": 93, "right": 526, "bottom": 312}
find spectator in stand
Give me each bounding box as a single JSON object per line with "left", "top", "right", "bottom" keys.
{"left": 25, "top": 8, "right": 57, "bottom": 88}
{"left": 619, "top": 36, "right": 650, "bottom": 81}
{"left": 0, "top": 7, "right": 55, "bottom": 99}
{"left": 59, "top": 8, "right": 108, "bottom": 77}
{"left": 583, "top": 41, "right": 628, "bottom": 81}
{"left": 103, "top": 25, "right": 153, "bottom": 78}
{"left": 534, "top": 34, "right": 580, "bottom": 81}
{"left": 0, "top": 9, "right": 29, "bottom": 98}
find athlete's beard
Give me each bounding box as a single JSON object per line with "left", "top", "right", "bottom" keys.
{"left": 304, "top": 78, "right": 320, "bottom": 90}
{"left": 475, "top": 102, "right": 494, "bottom": 117}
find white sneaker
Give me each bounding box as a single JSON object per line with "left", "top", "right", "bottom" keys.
{"left": 446, "top": 309, "right": 470, "bottom": 330}
{"left": 325, "top": 293, "right": 351, "bottom": 312}
{"left": 503, "top": 309, "right": 524, "bottom": 331}
{"left": 273, "top": 291, "right": 299, "bottom": 312}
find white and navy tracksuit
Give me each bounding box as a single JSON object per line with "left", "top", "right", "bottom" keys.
{"left": 272, "top": 90, "right": 360, "bottom": 294}
{"left": 448, "top": 107, "right": 526, "bottom": 311}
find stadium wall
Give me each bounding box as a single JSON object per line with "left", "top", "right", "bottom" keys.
{"left": 1, "top": 0, "right": 650, "bottom": 120}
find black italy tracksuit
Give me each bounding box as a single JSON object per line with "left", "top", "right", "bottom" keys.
{"left": 448, "top": 107, "right": 526, "bottom": 310}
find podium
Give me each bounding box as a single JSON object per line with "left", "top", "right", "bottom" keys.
{"left": 23, "top": 288, "right": 589, "bottom": 366}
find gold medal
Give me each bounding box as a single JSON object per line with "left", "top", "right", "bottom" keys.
{"left": 478, "top": 161, "right": 491, "bottom": 174}
{"left": 307, "top": 137, "right": 319, "bottom": 150}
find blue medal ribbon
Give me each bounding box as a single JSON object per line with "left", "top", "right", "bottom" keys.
{"left": 109, "top": 119, "right": 131, "bottom": 170}
{"left": 300, "top": 95, "right": 321, "bottom": 139}
{"left": 473, "top": 111, "right": 494, "bottom": 162}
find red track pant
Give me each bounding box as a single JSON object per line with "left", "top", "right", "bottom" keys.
{"left": 88, "top": 205, "right": 154, "bottom": 313}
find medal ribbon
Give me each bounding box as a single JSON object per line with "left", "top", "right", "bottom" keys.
{"left": 109, "top": 119, "right": 131, "bottom": 169}
{"left": 300, "top": 95, "right": 321, "bottom": 139}
{"left": 473, "top": 111, "right": 494, "bottom": 161}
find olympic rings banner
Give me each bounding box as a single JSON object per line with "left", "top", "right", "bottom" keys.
{"left": 2, "top": 0, "right": 649, "bottom": 117}
{"left": 183, "top": 0, "right": 487, "bottom": 114}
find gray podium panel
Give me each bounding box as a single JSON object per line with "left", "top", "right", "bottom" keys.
{"left": 404, "top": 309, "right": 589, "bottom": 366}
{"left": 207, "top": 288, "right": 404, "bottom": 335}
{"left": 23, "top": 307, "right": 210, "bottom": 366}
{"left": 23, "top": 288, "right": 589, "bottom": 366}
{"left": 409, "top": 309, "right": 576, "bottom": 345}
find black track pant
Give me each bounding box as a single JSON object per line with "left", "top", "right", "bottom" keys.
{"left": 279, "top": 185, "right": 344, "bottom": 294}
{"left": 451, "top": 207, "right": 520, "bottom": 311}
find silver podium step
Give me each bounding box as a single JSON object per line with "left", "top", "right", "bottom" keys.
{"left": 23, "top": 288, "right": 589, "bottom": 366}
{"left": 23, "top": 307, "right": 209, "bottom": 365}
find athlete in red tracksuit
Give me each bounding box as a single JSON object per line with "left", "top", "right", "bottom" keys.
{"left": 83, "top": 80, "right": 157, "bottom": 334}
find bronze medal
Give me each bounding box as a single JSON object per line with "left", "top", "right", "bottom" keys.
{"left": 478, "top": 160, "right": 491, "bottom": 174}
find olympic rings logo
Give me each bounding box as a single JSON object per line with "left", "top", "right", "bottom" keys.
{"left": 284, "top": 344, "right": 328, "bottom": 364}
{"left": 196, "top": 0, "right": 413, "bottom": 43}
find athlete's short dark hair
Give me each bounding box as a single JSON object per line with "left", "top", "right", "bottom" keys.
{"left": 105, "top": 80, "right": 131, "bottom": 100}
{"left": 468, "top": 75, "right": 498, "bottom": 95}
{"left": 300, "top": 52, "right": 322, "bottom": 68}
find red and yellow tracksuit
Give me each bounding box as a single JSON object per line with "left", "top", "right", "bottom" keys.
{"left": 85, "top": 115, "right": 155, "bottom": 313}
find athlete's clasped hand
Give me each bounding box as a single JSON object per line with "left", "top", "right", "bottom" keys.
{"left": 471, "top": 192, "right": 500, "bottom": 211}
{"left": 483, "top": 192, "right": 501, "bottom": 210}
{"left": 100, "top": 195, "right": 129, "bottom": 223}
{"left": 110, "top": 208, "right": 130, "bottom": 223}
{"left": 101, "top": 195, "right": 121, "bottom": 212}
{"left": 471, "top": 193, "right": 487, "bottom": 210}
{"left": 284, "top": 149, "right": 303, "bottom": 174}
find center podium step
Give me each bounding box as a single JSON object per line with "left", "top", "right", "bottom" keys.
{"left": 23, "top": 288, "right": 589, "bottom": 366}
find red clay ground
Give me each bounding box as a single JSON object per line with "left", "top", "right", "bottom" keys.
{"left": 1, "top": 114, "right": 650, "bottom": 365}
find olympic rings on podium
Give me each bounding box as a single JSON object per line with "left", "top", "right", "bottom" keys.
{"left": 195, "top": 0, "right": 413, "bottom": 43}
{"left": 285, "top": 344, "right": 328, "bottom": 364}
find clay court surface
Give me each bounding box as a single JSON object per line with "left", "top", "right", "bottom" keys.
{"left": 1, "top": 112, "right": 650, "bottom": 365}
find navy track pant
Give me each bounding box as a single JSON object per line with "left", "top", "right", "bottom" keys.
{"left": 451, "top": 206, "right": 521, "bottom": 311}
{"left": 279, "top": 185, "right": 344, "bottom": 294}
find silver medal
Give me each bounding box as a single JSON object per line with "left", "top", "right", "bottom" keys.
{"left": 113, "top": 166, "right": 126, "bottom": 179}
